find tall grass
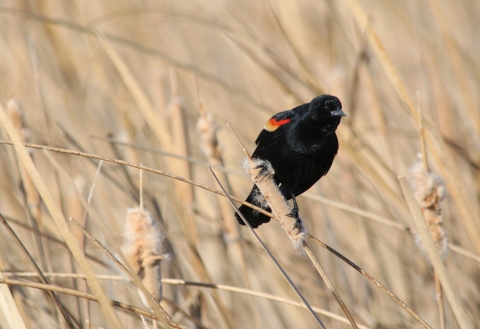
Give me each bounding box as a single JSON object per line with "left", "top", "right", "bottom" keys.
{"left": 0, "top": 1, "right": 479, "bottom": 328}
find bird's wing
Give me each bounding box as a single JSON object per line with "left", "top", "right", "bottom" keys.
{"left": 253, "top": 109, "right": 299, "bottom": 156}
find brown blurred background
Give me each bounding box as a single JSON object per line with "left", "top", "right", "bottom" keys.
{"left": 0, "top": 1, "right": 479, "bottom": 328}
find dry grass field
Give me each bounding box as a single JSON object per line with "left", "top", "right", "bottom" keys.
{"left": 0, "top": 1, "right": 479, "bottom": 328}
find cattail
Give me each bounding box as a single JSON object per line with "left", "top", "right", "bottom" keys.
{"left": 410, "top": 156, "right": 448, "bottom": 260}
{"left": 196, "top": 112, "right": 222, "bottom": 161}
{"left": 245, "top": 158, "right": 305, "bottom": 247}
{"left": 122, "top": 207, "right": 166, "bottom": 306}
{"left": 197, "top": 111, "right": 240, "bottom": 240}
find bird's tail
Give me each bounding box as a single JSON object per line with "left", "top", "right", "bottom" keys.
{"left": 235, "top": 186, "right": 272, "bottom": 228}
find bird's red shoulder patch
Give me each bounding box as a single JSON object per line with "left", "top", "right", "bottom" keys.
{"left": 264, "top": 117, "right": 291, "bottom": 132}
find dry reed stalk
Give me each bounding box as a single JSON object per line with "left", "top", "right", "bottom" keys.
{"left": 428, "top": 0, "right": 480, "bottom": 137}
{"left": 3, "top": 138, "right": 479, "bottom": 265}
{"left": 434, "top": 272, "right": 445, "bottom": 329}
{"left": 89, "top": 134, "right": 480, "bottom": 259}
{"left": 268, "top": 2, "right": 325, "bottom": 95}
{"left": 119, "top": 91, "right": 142, "bottom": 178}
{"left": 0, "top": 6, "right": 274, "bottom": 113}
{"left": 0, "top": 139, "right": 262, "bottom": 328}
{"left": 66, "top": 175, "right": 89, "bottom": 328}
{"left": 123, "top": 207, "right": 166, "bottom": 306}
{"left": 7, "top": 99, "right": 37, "bottom": 210}
{"left": 96, "top": 31, "right": 173, "bottom": 151}
{"left": 37, "top": 135, "right": 339, "bottom": 328}
{"left": 32, "top": 129, "right": 276, "bottom": 329}
{"left": 223, "top": 34, "right": 301, "bottom": 103}
{"left": 0, "top": 104, "right": 123, "bottom": 329}
{"left": 67, "top": 177, "right": 87, "bottom": 250}
{"left": 73, "top": 208, "right": 227, "bottom": 328}
{"left": 82, "top": 159, "right": 105, "bottom": 329}
{"left": 196, "top": 102, "right": 238, "bottom": 238}
{"left": 0, "top": 139, "right": 267, "bottom": 211}
{"left": 41, "top": 147, "right": 171, "bottom": 327}
{"left": 91, "top": 135, "right": 246, "bottom": 177}
{"left": 399, "top": 176, "right": 473, "bottom": 329}
{"left": 302, "top": 193, "right": 480, "bottom": 265}
{"left": 68, "top": 217, "right": 174, "bottom": 329}
{"left": 195, "top": 87, "right": 261, "bottom": 328}
{"left": 0, "top": 270, "right": 27, "bottom": 329}
{"left": 4, "top": 216, "right": 107, "bottom": 266}
{"left": 210, "top": 167, "right": 326, "bottom": 329}
{"left": 346, "top": 0, "right": 480, "bottom": 255}
{"left": 7, "top": 102, "right": 35, "bottom": 198}
{"left": 6, "top": 138, "right": 478, "bottom": 325}
{"left": 410, "top": 117, "right": 447, "bottom": 329}
{"left": 10, "top": 289, "right": 34, "bottom": 329}
{"left": 168, "top": 70, "right": 235, "bottom": 327}
{"left": 194, "top": 86, "right": 233, "bottom": 292}
{"left": 302, "top": 241, "right": 359, "bottom": 329}
{"left": 1, "top": 270, "right": 372, "bottom": 328}
{"left": 168, "top": 68, "right": 197, "bottom": 245}
{"left": 7, "top": 99, "right": 63, "bottom": 324}
{"left": 0, "top": 278, "right": 188, "bottom": 329}
{"left": 307, "top": 234, "right": 433, "bottom": 329}
{"left": 0, "top": 213, "right": 74, "bottom": 328}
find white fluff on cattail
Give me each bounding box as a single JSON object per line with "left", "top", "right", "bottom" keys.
{"left": 123, "top": 207, "right": 165, "bottom": 307}
{"left": 410, "top": 157, "right": 448, "bottom": 260}
{"left": 196, "top": 112, "right": 222, "bottom": 160}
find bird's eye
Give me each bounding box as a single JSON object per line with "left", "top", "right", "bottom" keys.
{"left": 325, "top": 100, "right": 335, "bottom": 111}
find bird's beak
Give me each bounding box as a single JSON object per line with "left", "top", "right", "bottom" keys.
{"left": 330, "top": 108, "right": 346, "bottom": 117}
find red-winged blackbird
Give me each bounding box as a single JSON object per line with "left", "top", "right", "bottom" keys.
{"left": 236, "top": 94, "right": 345, "bottom": 228}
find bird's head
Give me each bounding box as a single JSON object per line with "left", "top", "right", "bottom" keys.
{"left": 308, "top": 95, "right": 346, "bottom": 122}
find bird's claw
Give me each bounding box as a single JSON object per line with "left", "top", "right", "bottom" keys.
{"left": 287, "top": 192, "right": 303, "bottom": 230}
{"left": 293, "top": 218, "right": 303, "bottom": 231}
{"left": 253, "top": 160, "right": 273, "bottom": 182}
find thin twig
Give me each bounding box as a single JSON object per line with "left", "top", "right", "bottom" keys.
{"left": 4, "top": 216, "right": 107, "bottom": 266}
{"left": 399, "top": 176, "right": 472, "bottom": 329}
{"left": 139, "top": 167, "right": 144, "bottom": 209}
{"left": 0, "top": 278, "right": 185, "bottom": 329}
{"left": 0, "top": 213, "right": 75, "bottom": 328}
{"left": 80, "top": 159, "right": 104, "bottom": 329}
{"left": 209, "top": 167, "right": 326, "bottom": 329}
{"left": 307, "top": 234, "right": 433, "bottom": 329}
{"left": 90, "top": 134, "right": 246, "bottom": 177}
{"left": 0, "top": 101, "right": 130, "bottom": 328}
{"left": 68, "top": 217, "right": 175, "bottom": 329}
{"left": 226, "top": 123, "right": 252, "bottom": 161}
{"left": 302, "top": 241, "right": 359, "bottom": 329}
{"left": 2, "top": 140, "right": 478, "bottom": 271}
{"left": 434, "top": 272, "right": 445, "bottom": 329}
{"left": 0, "top": 271, "right": 371, "bottom": 328}
{"left": 0, "top": 140, "right": 269, "bottom": 217}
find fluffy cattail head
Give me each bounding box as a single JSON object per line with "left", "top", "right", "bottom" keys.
{"left": 123, "top": 207, "right": 166, "bottom": 305}
{"left": 410, "top": 156, "right": 448, "bottom": 260}
{"left": 196, "top": 112, "right": 222, "bottom": 160}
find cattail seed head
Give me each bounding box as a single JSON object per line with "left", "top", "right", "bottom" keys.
{"left": 196, "top": 112, "right": 222, "bottom": 161}
{"left": 410, "top": 157, "right": 448, "bottom": 260}
{"left": 123, "top": 207, "right": 165, "bottom": 306}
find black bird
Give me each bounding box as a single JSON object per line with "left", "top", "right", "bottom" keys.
{"left": 235, "top": 94, "right": 345, "bottom": 228}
